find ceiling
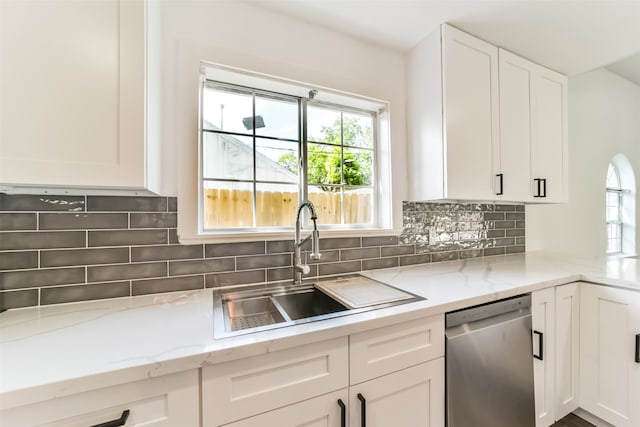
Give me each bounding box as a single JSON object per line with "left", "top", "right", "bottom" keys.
{"left": 248, "top": 0, "right": 640, "bottom": 83}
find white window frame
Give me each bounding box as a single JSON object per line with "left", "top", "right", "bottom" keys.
{"left": 606, "top": 155, "right": 636, "bottom": 257}
{"left": 606, "top": 163, "right": 623, "bottom": 254}
{"left": 197, "top": 62, "right": 392, "bottom": 237}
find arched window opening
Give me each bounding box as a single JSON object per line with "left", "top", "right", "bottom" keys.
{"left": 606, "top": 154, "right": 636, "bottom": 256}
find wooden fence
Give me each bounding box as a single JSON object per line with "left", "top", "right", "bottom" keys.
{"left": 203, "top": 189, "right": 372, "bottom": 228}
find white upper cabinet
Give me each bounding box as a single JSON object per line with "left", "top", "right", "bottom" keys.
{"left": 407, "top": 23, "right": 567, "bottom": 203}
{"left": 499, "top": 49, "right": 568, "bottom": 202}
{"left": 407, "top": 24, "right": 500, "bottom": 201}
{"left": 0, "top": 0, "right": 160, "bottom": 194}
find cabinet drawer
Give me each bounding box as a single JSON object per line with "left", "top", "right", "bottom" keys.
{"left": 223, "top": 389, "right": 348, "bottom": 427}
{"left": 0, "top": 370, "right": 199, "bottom": 427}
{"left": 350, "top": 315, "right": 444, "bottom": 384}
{"left": 202, "top": 337, "right": 349, "bottom": 426}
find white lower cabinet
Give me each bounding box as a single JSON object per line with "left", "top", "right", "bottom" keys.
{"left": 532, "top": 283, "right": 580, "bottom": 427}
{"left": 580, "top": 283, "right": 640, "bottom": 427}
{"left": 532, "top": 287, "right": 556, "bottom": 427}
{"left": 350, "top": 359, "right": 445, "bottom": 427}
{"left": 203, "top": 315, "right": 446, "bottom": 427}
{"left": 0, "top": 370, "right": 199, "bottom": 427}
{"left": 554, "top": 283, "right": 580, "bottom": 419}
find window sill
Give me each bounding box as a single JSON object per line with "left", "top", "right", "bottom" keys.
{"left": 177, "top": 227, "right": 402, "bottom": 245}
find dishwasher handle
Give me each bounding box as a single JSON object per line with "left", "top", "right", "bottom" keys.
{"left": 533, "top": 330, "right": 544, "bottom": 360}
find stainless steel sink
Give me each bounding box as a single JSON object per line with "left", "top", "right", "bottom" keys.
{"left": 213, "top": 275, "right": 424, "bottom": 338}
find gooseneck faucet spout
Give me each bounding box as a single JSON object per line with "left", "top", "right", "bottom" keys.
{"left": 294, "top": 200, "right": 321, "bottom": 285}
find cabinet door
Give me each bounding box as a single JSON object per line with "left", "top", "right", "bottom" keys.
{"left": 349, "top": 358, "right": 445, "bottom": 427}
{"left": 554, "top": 283, "right": 580, "bottom": 419}
{"left": 224, "top": 389, "right": 348, "bottom": 427}
{"left": 498, "top": 49, "right": 534, "bottom": 201}
{"left": 530, "top": 65, "right": 568, "bottom": 203}
{"left": 441, "top": 24, "right": 500, "bottom": 200}
{"left": 532, "top": 288, "right": 556, "bottom": 427}
{"left": 0, "top": 0, "right": 147, "bottom": 190}
{"left": 580, "top": 284, "right": 640, "bottom": 427}
{"left": 0, "top": 370, "right": 199, "bottom": 427}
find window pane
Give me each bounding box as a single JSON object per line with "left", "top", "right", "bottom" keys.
{"left": 344, "top": 147, "right": 373, "bottom": 186}
{"left": 202, "top": 85, "right": 253, "bottom": 135}
{"left": 202, "top": 133, "right": 253, "bottom": 180}
{"left": 256, "top": 138, "right": 298, "bottom": 182}
{"left": 308, "top": 185, "right": 342, "bottom": 225}
{"left": 255, "top": 183, "right": 298, "bottom": 227}
{"left": 344, "top": 187, "right": 373, "bottom": 225}
{"left": 308, "top": 106, "right": 341, "bottom": 144}
{"left": 343, "top": 112, "right": 373, "bottom": 148}
{"left": 255, "top": 95, "right": 299, "bottom": 140}
{"left": 203, "top": 181, "right": 254, "bottom": 229}
{"left": 307, "top": 143, "right": 342, "bottom": 186}
{"left": 606, "top": 164, "right": 620, "bottom": 189}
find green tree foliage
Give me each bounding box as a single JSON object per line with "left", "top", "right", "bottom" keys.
{"left": 278, "top": 116, "right": 372, "bottom": 192}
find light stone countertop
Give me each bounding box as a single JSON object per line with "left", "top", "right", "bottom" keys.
{"left": 1, "top": 251, "right": 639, "bottom": 410}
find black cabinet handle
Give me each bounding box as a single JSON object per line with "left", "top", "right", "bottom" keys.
{"left": 496, "top": 173, "right": 504, "bottom": 196}
{"left": 357, "top": 393, "right": 366, "bottom": 427}
{"left": 635, "top": 334, "right": 639, "bottom": 363}
{"left": 533, "top": 330, "right": 544, "bottom": 360}
{"left": 534, "top": 178, "right": 547, "bottom": 198}
{"left": 90, "top": 410, "right": 130, "bottom": 427}
{"left": 338, "top": 399, "right": 346, "bottom": 427}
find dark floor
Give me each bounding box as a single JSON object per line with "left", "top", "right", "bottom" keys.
{"left": 551, "top": 413, "right": 596, "bottom": 427}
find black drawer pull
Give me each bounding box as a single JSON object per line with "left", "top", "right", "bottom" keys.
{"left": 338, "top": 399, "right": 346, "bottom": 427}
{"left": 496, "top": 173, "right": 504, "bottom": 196}
{"left": 533, "top": 330, "right": 544, "bottom": 360}
{"left": 635, "top": 334, "right": 639, "bottom": 363}
{"left": 357, "top": 393, "right": 366, "bottom": 427}
{"left": 90, "top": 410, "right": 130, "bottom": 427}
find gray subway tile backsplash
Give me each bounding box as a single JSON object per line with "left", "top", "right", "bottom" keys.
{"left": 205, "top": 269, "right": 266, "bottom": 288}
{"left": 0, "top": 267, "right": 85, "bottom": 291}
{"left": 132, "top": 275, "right": 204, "bottom": 296}
{"left": 0, "top": 231, "right": 86, "bottom": 251}
{"left": 87, "top": 262, "right": 167, "bottom": 283}
{"left": 205, "top": 241, "right": 265, "bottom": 257}
{"left": 340, "top": 247, "right": 380, "bottom": 261}
{"left": 41, "top": 282, "right": 130, "bottom": 305}
{"left": 131, "top": 244, "right": 203, "bottom": 262}
{"left": 0, "top": 251, "right": 39, "bottom": 271}
{"left": 0, "top": 289, "right": 39, "bottom": 311}
{"left": 0, "top": 213, "right": 37, "bottom": 231}
{"left": 0, "top": 194, "right": 85, "bottom": 211}
{"left": 87, "top": 196, "right": 167, "bottom": 212}
{"left": 41, "top": 248, "right": 130, "bottom": 268}
{"left": 0, "top": 195, "right": 525, "bottom": 310}
{"left": 130, "top": 212, "right": 177, "bottom": 229}
{"left": 88, "top": 229, "right": 168, "bottom": 247}
{"left": 39, "top": 213, "right": 129, "bottom": 230}
{"left": 169, "top": 258, "right": 235, "bottom": 276}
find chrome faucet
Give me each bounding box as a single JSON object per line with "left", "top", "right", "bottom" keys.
{"left": 293, "top": 200, "right": 321, "bottom": 285}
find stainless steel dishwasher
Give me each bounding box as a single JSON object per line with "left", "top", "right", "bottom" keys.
{"left": 446, "top": 294, "right": 535, "bottom": 427}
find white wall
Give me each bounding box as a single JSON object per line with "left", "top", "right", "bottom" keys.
{"left": 527, "top": 68, "right": 640, "bottom": 256}
{"left": 155, "top": 1, "right": 407, "bottom": 240}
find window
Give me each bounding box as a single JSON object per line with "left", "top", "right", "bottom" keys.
{"left": 606, "top": 163, "right": 623, "bottom": 254}
{"left": 605, "top": 154, "right": 636, "bottom": 256}
{"left": 199, "top": 71, "right": 385, "bottom": 234}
